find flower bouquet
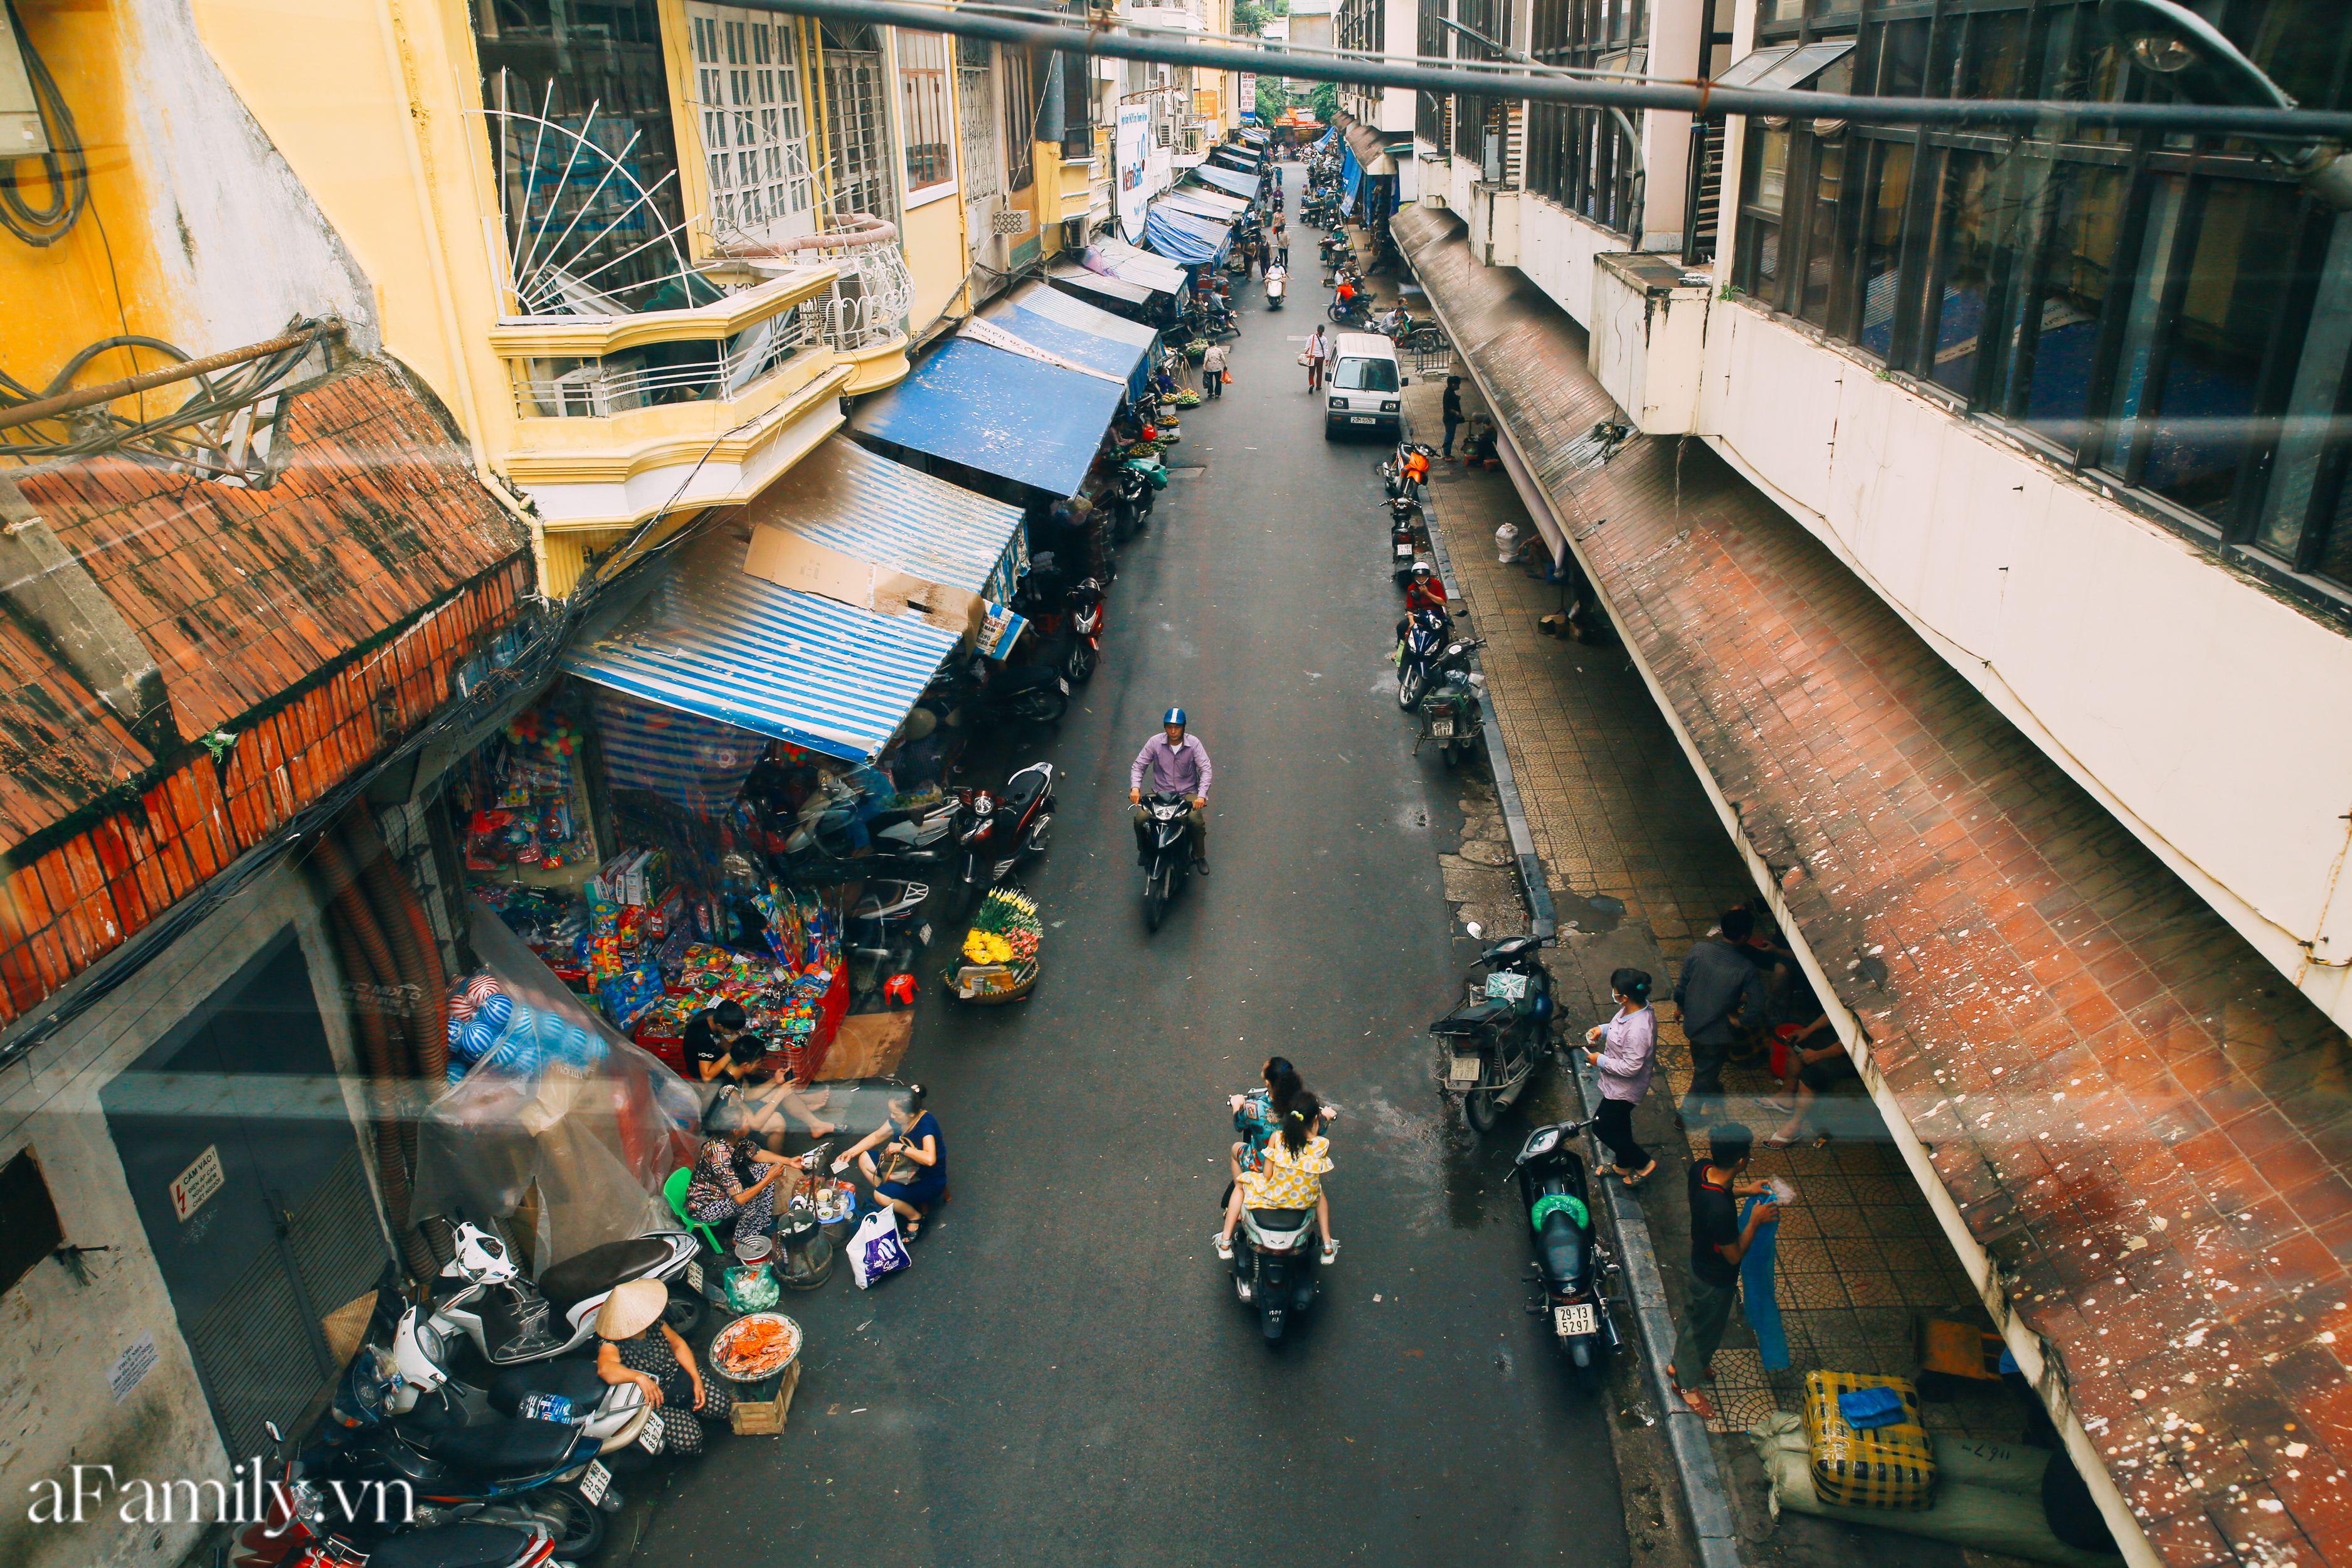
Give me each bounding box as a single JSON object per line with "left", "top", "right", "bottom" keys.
{"left": 945, "top": 886, "right": 1042, "bottom": 1004}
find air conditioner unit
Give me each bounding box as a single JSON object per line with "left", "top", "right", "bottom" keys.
{"left": 1467, "top": 182, "right": 1519, "bottom": 268}
{"left": 551, "top": 364, "right": 615, "bottom": 418}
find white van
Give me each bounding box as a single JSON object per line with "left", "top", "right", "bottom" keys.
{"left": 1323, "top": 332, "right": 1407, "bottom": 440}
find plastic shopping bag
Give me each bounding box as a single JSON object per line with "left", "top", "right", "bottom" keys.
{"left": 1222, "top": 369, "right": 1233, "bottom": 384}
{"left": 849, "top": 1208, "right": 912, "bottom": 1289}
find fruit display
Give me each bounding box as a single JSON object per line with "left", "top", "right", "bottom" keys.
{"left": 945, "top": 886, "right": 1042, "bottom": 1004}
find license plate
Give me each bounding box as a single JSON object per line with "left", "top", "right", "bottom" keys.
{"left": 1485, "top": 970, "right": 1532, "bottom": 1001}
{"left": 637, "top": 1411, "right": 665, "bottom": 1454}
{"left": 1350, "top": 415, "right": 1375, "bottom": 425}
{"left": 1394, "top": 542, "right": 1415, "bottom": 558}
{"left": 1446, "top": 1053, "right": 1483, "bottom": 1086}
{"left": 577, "top": 1461, "right": 611, "bottom": 1506}
{"left": 1555, "top": 1303, "right": 1597, "bottom": 1337}
{"left": 685, "top": 1260, "right": 702, "bottom": 1293}
{"left": 1056, "top": 676, "right": 1071, "bottom": 694}
{"left": 1429, "top": 717, "right": 1454, "bottom": 738}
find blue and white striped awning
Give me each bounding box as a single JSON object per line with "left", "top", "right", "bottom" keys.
{"left": 740, "top": 436, "right": 1026, "bottom": 605}
{"left": 564, "top": 526, "right": 960, "bottom": 763}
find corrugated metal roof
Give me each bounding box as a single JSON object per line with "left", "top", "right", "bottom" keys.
{"left": 849, "top": 336, "right": 1126, "bottom": 497}
{"left": 1048, "top": 265, "right": 1157, "bottom": 307}
{"left": 1160, "top": 186, "right": 1248, "bottom": 220}
{"left": 737, "top": 436, "right": 1023, "bottom": 598}
{"left": 1190, "top": 163, "right": 1261, "bottom": 199}
{"left": 565, "top": 527, "right": 957, "bottom": 763}
{"left": 1084, "top": 240, "right": 1188, "bottom": 294}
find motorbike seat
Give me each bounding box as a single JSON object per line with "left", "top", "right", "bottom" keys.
{"left": 1250, "top": 1209, "right": 1311, "bottom": 1231}
{"left": 998, "top": 664, "right": 1061, "bottom": 694}
{"left": 1431, "top": 999, "right": 1510, "bottom": 1036}
{"left": 486, "top": 1357, "right": 608, "bottom": 1419}
{"left": 369, "top": 1522, "right": 544, "bottom": 1568}
{"left": 1001, "top": 768, "right": 1049, "bottom": 815}
{"left": 537, "top": 1237, "right": 674, "bottom": 1318}
{"left": 1483, "top": 936, "right": 1543, "bottom": 965}
{"left": 425, "top": 1417, "right": 588, "bottom": 1481}
{"left": 1537, "top": 1210, "right": 1587, "bottom": 1283}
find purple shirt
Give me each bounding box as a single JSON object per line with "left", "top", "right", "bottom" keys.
{"left": 1130, "top": 733, "right": 1214, "bottom": 798}
{"left": 1594, "top": 1005, "right": 1656, "bottom": 1103}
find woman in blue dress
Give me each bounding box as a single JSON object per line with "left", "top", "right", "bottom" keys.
{"left": 840, "top": 1084, "right": 946, "bottom": 1239}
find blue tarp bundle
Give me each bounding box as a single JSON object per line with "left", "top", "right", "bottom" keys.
{"left": 850, "top": 336, "right": 1127, "bottom": 498}
{"left": 1143, "top": 203, "right": 1232, "bottom": 265}
{"left": 977, "top": 281, "right": 1158, "bottom": 403}
{"left": 1341, "top": 145, "right": 1363, "bottom": 209}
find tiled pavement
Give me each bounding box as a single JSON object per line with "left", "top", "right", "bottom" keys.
{"left": 1396, "top": 373, "right": 2017, "bottom": 1454}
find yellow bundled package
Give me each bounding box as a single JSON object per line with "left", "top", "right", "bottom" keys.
{"left": 1801, "top": 1370, "right": 1937, "bottom": 1511}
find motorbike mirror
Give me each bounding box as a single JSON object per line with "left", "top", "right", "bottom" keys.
{"left": 264, "top": 1419, "right": 284, "bottom": 1444}
{"left": 1465, "top": 921, "right": 1484, "bottom": 938}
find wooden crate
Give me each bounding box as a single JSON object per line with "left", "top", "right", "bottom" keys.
{"left": 728, "top": 1358, "right": 801, "bottom": 1436}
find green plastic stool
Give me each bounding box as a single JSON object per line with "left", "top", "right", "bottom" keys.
{"left": 664, "top": 1167, "right": 721, "bottom": 1256}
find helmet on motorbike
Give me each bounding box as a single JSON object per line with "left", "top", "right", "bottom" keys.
{"left": 1162, "top": 706, "right": 1187, "bottom": 728}
{"left": 1410, "top": 561, "right": 1434, "bottom": 578}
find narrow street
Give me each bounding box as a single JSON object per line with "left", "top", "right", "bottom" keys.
{"left": 630, "top": 164, "right": 1632, "bottom": 1568}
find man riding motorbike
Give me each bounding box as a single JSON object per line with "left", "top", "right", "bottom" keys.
{"left": 1130, "top": 706, "right": 1214, "bottom": 874}
{"left": 1404, "top": 559, "right": 1448, "bottom": 617}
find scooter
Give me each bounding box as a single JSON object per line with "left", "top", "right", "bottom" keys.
{"left": 1062, "top": 578, "right": 1106, "bottom": 684}
{"left": 1385, "top": 494, "right": 1422, "bottom": 586}
{"left": 781, "top": 773, "right": 953, "bottom": 863}
{"left": 1414, "top": 668, "right": 1487, "bottom": 768}
{"left": 956, "top": 761, "right": 1056, "bottom": 888}
{"left": 1229, "top": 1200, "right": 1323, "bottom": 1342}
{"left": 845, "top": 880, "right": 930, "bottom": 1002}
{"left": 237, "top": 1418, "right": 563, "bottom": 1568}
{"left": 1109, "top": 463, "right": 1154, "bottom": 543}
{"left": 421, "top": 1221, "right": 702, "bottom": 1372}
{"left": 1432, "top": 934, "right": 1559, "bottom": 1134}
{"left": 1513, "top": 1119, "right": 1623, "bottom": 1370}
{"left": 1381, "top": 441, "right": 1438, "bottom": 503}
{"left": 1264, "top": 269, "right": 1287, "bottom": 310}
{"left": 1137, "top": 791, "right": 1195, "bottom": 933}
{"left": 1396, "top": 613, "right": 1471, "bottom": 712}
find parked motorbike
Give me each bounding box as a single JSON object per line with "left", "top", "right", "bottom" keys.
{"left": 1432, "top": 934, "right": 1560, "bottom": 1133}
{"left": 1137, "top": 791, "right": 1196, "bottom": 933}
{"left": 780, "top": 771, "right": 953, "bottom": 864}
{"left": 420, "top": 1220, "right": 702, "bottom": 1372}
{"left": 238, "top": 1419, "right": 563, "bottom": 1568}
{"left": 1328, "top": 295, "right": 1370, "bottom": 328}
{"left": 1109, "top": 463, "right": 1155, "bottom": 543}
{"left": 1227, "top": 1200, "right": 1323, "bottom": 1342}
{"left": 845, "top": 879, "right": 930, "bottom": 1002}
{"left": 1414, "top": 669, "right": 1487, "bottom": 768}
{"left": 1399, "top": 621, "right": 1480, "bottom": 712}
{"left": 1381, "top": 441, "right": 1438, "bottom": 504}
{"left": 1062, "top": 578, "right": 1106, "bottom": 684}
{"left": 957, "top": 761, "right": 1056, "bottom": 888}
{"left": 938, "top": 657, "right": 1070, "bottom": 725}
{"left": 1386, "top": 494, "right": 1422, "bottom": 586}
{"left": 1513, "top": 1119, "right": 1624, "bottom": 1370}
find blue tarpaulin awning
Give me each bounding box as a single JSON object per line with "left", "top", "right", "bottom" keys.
{"left": 1142, "top": 203, "right": 1231, "bottom": 265}
{"left": 850, "top": 336, "right": 1126, "bottom": 497}
{"left": 1190, "top": 163, "right": 1261, "bottom": 200}
{"left": 739, "top": 435, "right": 1027, "bottom": 607}
{"left": 566, "top": 527, "right": 960, "bottom": 763}
{"left": 978, "top": 281, "right": 1158, "bottom": 402}
{"left": 1159, "top": 187, "right": 1246, "bottom": 223}
{"left": 1342, "top": 144, "right": 1363, "bottom": 208}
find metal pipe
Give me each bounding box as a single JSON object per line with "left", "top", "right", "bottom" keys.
{"left": 0, "top": 325, "right": 331, "bottom": 432}
{"left": 731, "top": 0, "right": 2352, "bottom": 138}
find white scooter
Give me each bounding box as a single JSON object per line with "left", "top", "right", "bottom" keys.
{"left": 1265, "top": 265, "right": 1288, "bottom": 310}
{"left": 388, "top": 1306, "right": 661, "bottom": 1458}
{"left": 427, "top": 1221, "right": 702, "bottom": 1372}
{"left": 1228, "top": 1202, "right": 1324, "bottom": 1342}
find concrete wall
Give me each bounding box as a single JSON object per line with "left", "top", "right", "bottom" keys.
{"left": 0, "top": 869, "right": 369, "bottom": 1568}
{"left": 1515, "top": 196, "right": 1627, "bottom": 334}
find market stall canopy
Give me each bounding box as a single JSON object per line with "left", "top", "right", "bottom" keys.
{"left": 1081, "top": 238, "right": 1188, "bottom": 295}
{"left": 1238, "top": 127, "right": 1269, "bottom": 144}
{"left": 738, "top": 435, "right": 1027, "bottom": 608}
{"left": 975, "top": 281, "right": 1158, "bottom": 402}
{"left": 849, "top": 334, "right": 1127, "bottom": 497}
{"left": 564, "top": 526, "right": 961, "bottom": 763}
{"left": 1142, "top": 204, "right": 1233, "bottom": 265}
{"left": 1047, "top": 264, "right": 1157, "bottom": 309}
{"left": 1189, "top": 163, "right": 1261, "bottom": 201}
{"left": 1160, "top": 185, "right": 1248, "bottom": 221}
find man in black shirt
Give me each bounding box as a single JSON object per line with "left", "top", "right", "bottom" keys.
{"left": 1670, "top": 1124, "right": 1777, "bottom": 1421}
{"left": 1673, "top": 908, "right": 1770, "bottom": 1125}
{"left": 682, "top": 999, "right": 749, "bottom": 1086}
{"left": 1441, "top": 377, "right": 1465, "bottom": 457}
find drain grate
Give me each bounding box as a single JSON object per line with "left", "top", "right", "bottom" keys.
{"left": 1164, "top": 465, "right": 1206, "bottom": 479}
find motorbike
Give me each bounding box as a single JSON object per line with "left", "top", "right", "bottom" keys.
{"left": 1381, "top": 441, "right": 1438, "bottom": 504}
{"left": 845, "top": 879, "right": 930, "bottom": 1002}
{"left": 1398, "top": 617, "right": 1477, "bottom": 712}
{"left": 780, "top": 770, "right": 953, "bottom": 864}
{"left": 1062, "top": 578, "right": 1106, "bottom": 684}
{"left": 1228, "top": 1199, "right": 1324, "bottom": 1342}
{"left": 1432, "top": 933, "right": 1560, "bottom": 1133}
{"left": 1328, "top": 294, "right": 1370, "bottom": 328}
{"left": 1414, "top": 669, "right": 1487, "bottom": 768}
{"left": 419, "top": 1219, "right": 703, "bottom": 1372}
{"left": 956, "top": 761, "right": 1056, "bottom": 888}
{"left": 1264, "top": 270, "right": 1287, "bottom": 310}
{"left": 1513, "top": 1119, "right": 1623, "bottom": 1370}
{"left": 1109, "top": 463, "right": 1155, "bottom": 543}
{"left": 1386, "top": 494, "right": 1422, "bottom": 586}
{"left": 1137, "top": 790, "right": 1196, "bottom": 933}
{"left": 238, "top": 1419, "right": 564, "bottom": 1568}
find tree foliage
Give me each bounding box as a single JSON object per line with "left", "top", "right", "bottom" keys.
{"left": 1308, "top": 82, "right": 1340, "bottom": 124}
{"left": 1254, "top": 77, "right": 1291, "bottom": 124}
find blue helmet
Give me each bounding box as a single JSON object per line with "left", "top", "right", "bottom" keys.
{"left": 1163, "top": 706, "right": 1187, "bottom": 728}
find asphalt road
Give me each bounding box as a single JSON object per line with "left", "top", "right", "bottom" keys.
{"left": 627, "top": 163, "right": 1631, "bottom": 1568}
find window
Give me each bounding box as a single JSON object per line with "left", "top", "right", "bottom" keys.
{"left": 1334, "top": 356, "right": 1400, "bottom": 391}
{"left": 1002, "top": 46, "right": 1037, "bottom": 191}
{"left": 819, "top": 23, "right": 897, "bottom": 225}
{"left": 1452, "top": 0, "right": 1511, "bottom": 172}
{"left": 0, "top": 1148, "right": 63, "bottom": 1298}
{"left": 957, "top": 39, "right": 1002, "bottom": 208}
{"left": 1527, "top": 0, "right": 1646, "bottom": 233}
{"left": 687, "top": 3, "right": 815, "bottom": 243}
{"left": 1726, "top": 0, "right": 2352, "bottom": 620}
{"left": 897, "top": 31, "right": 953, "bottom": 196}
{"left": 1416, "top": 0, "right": 1448, "bottom": 150}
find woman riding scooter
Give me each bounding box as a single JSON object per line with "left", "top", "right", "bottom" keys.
{"left": 1264, "top": 261, "right": 1288, "bottom": 310}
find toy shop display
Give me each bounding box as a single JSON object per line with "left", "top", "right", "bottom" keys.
{"left": 444, "top": 967, "right": 608, "bottom": 1086}
{"left": 460, "top": 692, "right": 600, "bottom": 877}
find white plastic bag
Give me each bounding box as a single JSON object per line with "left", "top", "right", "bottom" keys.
{"left": 849, "top": 1208, "right": 912, "bottom": 1289}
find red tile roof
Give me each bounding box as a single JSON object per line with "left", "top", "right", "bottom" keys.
{"left": 0, "top": 359, "right": 531, "bottom": 1029}
{"left": 1398, "top": 207, "right": 2352, "bottom": 1567}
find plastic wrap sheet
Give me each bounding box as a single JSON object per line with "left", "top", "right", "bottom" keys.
{"left": 411, "top": 908, "right": 704, "bottom": 1269}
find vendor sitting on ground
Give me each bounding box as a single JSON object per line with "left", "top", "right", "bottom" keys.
{"left": 593, "top": 1278, "right": 731, "bottom": 1455}
{"left": 714, "top": 1036, "right": 838, "bottom": 1146}
{"left": 834, "top": 1084, "right": 946, "bottom": 1241}
{"left": 685, "top": 1127, "right": 794, "bottom": 1244}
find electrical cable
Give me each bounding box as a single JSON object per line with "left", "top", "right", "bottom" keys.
{"left": 0, "top": 1, "right": 87, "bottom": 246}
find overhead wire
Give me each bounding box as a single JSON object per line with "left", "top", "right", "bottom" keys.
{"left": 0, "top": 1, "right": 88, "bottom": 247}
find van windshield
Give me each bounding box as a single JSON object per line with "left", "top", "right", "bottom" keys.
{"left": 1334, "top": 358, "right": 1399, "bottom": 392}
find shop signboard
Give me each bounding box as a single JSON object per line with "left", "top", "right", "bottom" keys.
{"left": 1116, "top": 103, "right": 1152, "bottom": 243}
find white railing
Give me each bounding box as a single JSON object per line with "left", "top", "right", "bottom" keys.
{"left": 805, "top": 236, "right": 916, "bottom": 353}
{"left": 510, "top": 309, "right": 813, "bottom": 419}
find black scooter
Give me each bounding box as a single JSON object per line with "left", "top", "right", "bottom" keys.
{"left": 1432, "top": 934, "right": 1558, "bottom": 1133}
{"left": 1513, "top": 1119, "right": 1623, "bottom": 1370}
{"left": 1138, "top": 791, "right": 1196, "bottom": 932}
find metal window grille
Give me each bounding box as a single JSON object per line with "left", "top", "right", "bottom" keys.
{"left": 689, "top": 4, "right": 815, "bottom": 242}
{"left": 823, "top": 43, "right": 898, "bottom": 224}
{"left": 898, "top": 31, "right": 954, "bottom": 194}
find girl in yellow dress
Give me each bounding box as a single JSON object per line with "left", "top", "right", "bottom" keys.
{"left": 1216, "top": 1090, "right": 1338, "bottom": 1264}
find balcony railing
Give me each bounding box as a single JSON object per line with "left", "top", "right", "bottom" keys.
{"left": 712, "top": 219, "right": 916, "bottom": 356}
{"left": 509, "top": 307, "right": 813, "bottom": 419}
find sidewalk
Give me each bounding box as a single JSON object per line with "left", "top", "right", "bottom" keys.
{"left": 1394, "top": 363, "right": 2026, "bottom": 1568}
